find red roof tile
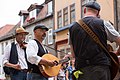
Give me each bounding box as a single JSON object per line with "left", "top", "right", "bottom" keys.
{"left": 0, "top": 24, "right": 14, "bottom": 37}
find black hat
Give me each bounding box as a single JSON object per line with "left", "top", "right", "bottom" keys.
{"left": 34, "top": 24, "right": 49, "bottom": 31}
{"left": 85, "top": 2, "right": 101, "bottom": 11}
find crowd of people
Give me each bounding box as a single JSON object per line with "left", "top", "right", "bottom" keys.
{"left": 2, "top": 1, "right": 120, "bottom": 80}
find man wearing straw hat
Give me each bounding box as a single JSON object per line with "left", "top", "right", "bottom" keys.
{"left": 3, "top": 27, "right": 29, "bottom": 80}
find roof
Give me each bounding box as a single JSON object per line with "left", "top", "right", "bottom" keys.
{"left": 45, "top": 0, "right": 52, "bottom": 4}
{"left": 18, "top": 10, "right": 29, "bottom": 16}
{"left": 27, "top": 3, "right": 43, "bottom": 12}
{"left": 54, "top": 22, "right": 75, "bottom": 33}
{"left": 23, "top": 13, "right": 53, "bottom": 27}
{"left": 0, "top": 22, "right": 21, "bottom": 42}
{"left": 0, "top": 24, "right": 14, "bottom": 37}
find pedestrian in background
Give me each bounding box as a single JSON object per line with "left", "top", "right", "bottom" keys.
{"left": 57, "top": 63, "right": 66, "bottom": 80}
{"left": 65, "top": 59, "right": 75, "bottom": 80}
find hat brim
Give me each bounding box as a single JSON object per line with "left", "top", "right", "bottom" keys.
{"left": 16, "top": 32, "right": 29, "bottom": 35}
{"left": 85, "top": 2, "right": 100, "bottom": 11}
{"left": 34, "top": 27, "right": 49, "bottom": 31}
{"left": 42, "top": 28, "right": 49, "bottom": 31}
{"left": 33, "top": 24, "right": 49, "bottom": 31}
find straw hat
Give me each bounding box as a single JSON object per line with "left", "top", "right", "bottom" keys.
{"left": 15, "top": 27, "right": 29, "bottom": 35}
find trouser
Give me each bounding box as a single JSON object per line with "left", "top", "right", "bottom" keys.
{"left": 10, "top": 71, "right": 27, "bottom": 80}
{"left": 27, "top": 72, "right": 48, "bottom": 80}
{"left": 77, "top": 65, "right": 111, "bottom": 80}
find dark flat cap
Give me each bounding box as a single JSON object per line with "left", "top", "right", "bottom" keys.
{"left": 85, "top": 2, "right": 101, "bottom": 11}
{"left": 34, "top": 24, "right": 49, "bottom": 31}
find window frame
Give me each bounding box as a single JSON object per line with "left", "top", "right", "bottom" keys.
{"left": 48, "top": 28, "right": 53, "bottom": 44}
{"left": 57, "top": 10, "right": 62, "bottom": 28}
{"left": 29, "top": 9, "right": 37, "bottom": 19}
{"left": 63, "top": 7, "right": 68, "bottom": 26}
{"left": 70, "top": 3, "right": 75, "bottom": 23}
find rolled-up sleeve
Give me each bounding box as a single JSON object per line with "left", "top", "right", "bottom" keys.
{"left": 26, "top": 40, "right": 42, "bottom": 65}
{"left": 2, "top": 44, "right": 11, "bottom": 65}
{"left": 104, "top": 20, "right": 120, "bottom": 42}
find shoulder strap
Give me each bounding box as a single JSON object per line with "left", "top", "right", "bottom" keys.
{"left": 78, "top": 19, "right": 118, "bottom": 65}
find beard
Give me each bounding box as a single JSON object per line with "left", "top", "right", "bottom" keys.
{"left": 19, "top": 40, "right": 24, "bottom": 44}
{"left": 16, "top": 38, "right": 25, "bottom": 44}
{"left": 41, "top": 34, "right": 46, "bottom": 40}
{"left": 20, "top": 38, "right": 25, "bottom": 43}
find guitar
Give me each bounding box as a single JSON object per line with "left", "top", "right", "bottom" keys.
{"left": 109, "top": 52, "right": 119, "bottom": 80}
{"left": 38, "top": 54, "right": 70, "bottom": 78}
{"left": 107, "top": 44, "right": 119, "bottom": 79}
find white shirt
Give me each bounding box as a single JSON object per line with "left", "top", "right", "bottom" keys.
{"left": 83, "top": 16, "right": 120, "bottom": 41}
{"left": 48, "top": 77, "right": 54, "bottom": 80}
{"left": 26, "top": 40, "right": 47, "bottom": 65}
{"left": 3, "top": 41, "right": 28, "bottom": 69}
{"left": 104, "top": 20, "right": 120, "bottom": 42}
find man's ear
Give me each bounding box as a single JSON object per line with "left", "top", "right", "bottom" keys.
{"left": 84, "top": 8, "right": 86, "bottom": 14}
{"left": 96, "top": 11, "right": 100, "bottom": 17}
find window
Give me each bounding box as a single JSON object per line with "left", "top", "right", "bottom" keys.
{"left": 28, "top": 34, "right": 32, "bottom": 41}
{"left": 42, "top": 39, "right": 46, "bottom": 44}
{"left": 58, "top": 45, "right": 70, "bottom": 59}
{"left": 66, "top": 47, "right": 71, "bottom": 54}
{"left": 36, "top": 9, "right": 40, "bottom": 16}
{"left": 20, "top": 15, "right": 28, "bottom": 26}
{"left": 20, "top": 16, "right": 24, "bottom": 26}
{"left": 48, "top": 29, "right": 53, "bottom": 44}
{"left": 48, "top": 1, "right": 53, "bottom": 15}
{"left": 57, "top": 10, "right": 62, "bottom": 28}
{"left": 30, "top": 9, "right": 37, "bottom": 19}
{"left": 63, "top": 7, "right": 68, "bottom": 26}
{"left": 59, "top": 49, "right": 65, "bottom": 59}
{"left": 70, "top": 4, "right": 75, "bottom": 23}
{"left": 42, "top": 33, "right": 46, "bottom": 44}
{"left": 47, "top": 18, "right": 53, "bottom": 28}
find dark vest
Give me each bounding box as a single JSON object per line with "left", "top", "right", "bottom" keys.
{"left": 69, "top": 17, "right": 111, "bottom": 69}
{"left": 29, "top": 39, "right": 47, "bottom": 74}
{"left": 9, "top": 42, "right": 18, "bottom": 64}
{"left": 8, "top": 42, "right": 28, "bottom": 73}
{"left": 4, "top": 42, "right": 19, "bottom": 74}
{"left": 9, "top": 42, "right": 28, "bottom": 64}
{"left": 9, "top": 42, "right": 31, "bottom": 73}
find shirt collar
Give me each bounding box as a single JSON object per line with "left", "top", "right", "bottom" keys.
{"left": 14, "top": 40, "right": 19, "bottom": 45}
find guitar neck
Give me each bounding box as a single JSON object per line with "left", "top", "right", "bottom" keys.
{"left": 58, "top": 57, "right": 70, "bottom": 64}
